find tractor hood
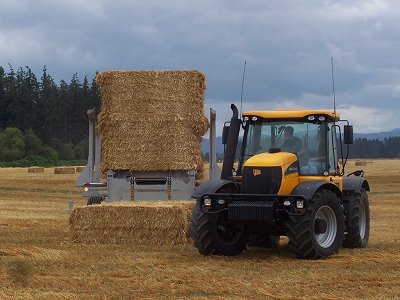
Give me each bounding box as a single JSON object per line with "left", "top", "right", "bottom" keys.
{"left": 244, "top": 152, "right": 298, "bottom": 168}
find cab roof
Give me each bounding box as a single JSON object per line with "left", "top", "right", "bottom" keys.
{"left": 242, "top": 110, "right": 340, "bottom": 122}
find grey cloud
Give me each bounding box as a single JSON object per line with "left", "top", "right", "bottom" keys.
{"left": 0, "top": 0, "right": 399, "bottom": 133}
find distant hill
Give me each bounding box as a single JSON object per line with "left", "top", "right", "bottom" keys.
{"left": 354, "top": 128, "right": 400, "bottom": 141}
{"left": 201, "top": 128, "right": 400, "bottom": 153}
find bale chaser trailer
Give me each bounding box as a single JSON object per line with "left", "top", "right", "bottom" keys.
{"left": 190, "top": 104, "right": 370, "bottom": 259}
{"left": 76, "top": 70, "right": 220, "bottom": 204}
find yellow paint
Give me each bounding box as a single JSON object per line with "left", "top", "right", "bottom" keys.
{"left": 299, "top": 176, "right": 343, "bottom": 191}
{"left": 243, "top": 110, "right": 340, "bottom": 121}
{"left": 245, "top": 152, "right": 298, "bottom": 167}
{"left": 279, "top": 172, "right": 299, "bottom": 194}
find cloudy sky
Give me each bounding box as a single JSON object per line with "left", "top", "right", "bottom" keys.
{"left": 1, "top": 0, "right": 400, "bottom": 134}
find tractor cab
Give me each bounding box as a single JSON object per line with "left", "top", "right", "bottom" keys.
{"left": 239, "top": 110, "right": 340, "bottom": 177}
{"left": 235, "top": 110, "right": 346, "bottom": 194}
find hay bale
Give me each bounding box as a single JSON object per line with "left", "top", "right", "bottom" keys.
{"left": 69, "top": 201, "right": 195, "bottom": 245}
{"left": 28, "top": 167, "right": 44, "bottom": 173}
{"left": 96, "top": 70, "right": 209, "bottom": 174}
{"left": 54, "top": 167, "right": 76, "bottom": 174}
{"left": 76, "top": 166, "right": 85, "bottom": 172}
{"left": 355, "top": 161, "right": 367, "bottom": 166}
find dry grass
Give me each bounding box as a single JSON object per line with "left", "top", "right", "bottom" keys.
{"left": 0, "top": 160, "right": 399, "bottom": 299}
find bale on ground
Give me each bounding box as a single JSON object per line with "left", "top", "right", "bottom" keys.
{"left": 355, "top": 161, "right": 367, "bottom": 166}
{"left": 69, "top": 201, "right": 194, "bottom": 245}
{"left": 54, "top": 167, "right": 76, "bottom": 174}
{"left": 76, "top": 166, "right": 85, "bottom": 172}
{"left": 28, "top": 167, "right": 44, "bottom": 173}
{"left": 96, "top": 70, "right": 209, "bottom": 174}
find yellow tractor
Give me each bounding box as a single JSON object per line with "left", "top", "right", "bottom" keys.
{"left": 190, "top": 104, "right": 370, "bottom": 259}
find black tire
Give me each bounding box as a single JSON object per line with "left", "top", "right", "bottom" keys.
{"left": 343, "top": 188, "right": 370, "bottom": 248}
{"left": 87, "top": 195, "right": 103, "bottom": 206}
{"left": 286, "top": 189, "right": 345, "bottom": 259}
{"left": 190, "top": 202, "right": 248, "bottom": 256}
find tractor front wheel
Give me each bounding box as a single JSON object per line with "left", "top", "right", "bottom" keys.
{"left": 286, "top": 189, "right": 345, "bottom": 259}
{"left": 190, "top": 203, "right": 248, "bottom": 256}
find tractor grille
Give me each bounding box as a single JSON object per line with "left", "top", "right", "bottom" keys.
{"left": 241, "top": 166, "right": 282, "bottom": 194}
{"left": 228, "top": 200, "right": 275, "bottom": 222}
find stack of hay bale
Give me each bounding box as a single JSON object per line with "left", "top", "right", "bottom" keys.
{"left": 96, "top": 70, "right": 209, "bottom": 174}
{"left": 70, "top": 70, "right": 208, "bottom": 245}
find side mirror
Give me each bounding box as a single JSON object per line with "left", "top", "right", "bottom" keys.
{"left": 344, "top": 125, "right": 353, "bottom": 144}
{"left": 222, "top": 124, "right": 230, "bottom": 145}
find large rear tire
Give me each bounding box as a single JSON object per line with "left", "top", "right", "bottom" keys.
{"left": 286, "top": 189, "right": 345, "bottom": 259}
{"left": 343, "top": 188, "right": 370, "bottom": 248}
{"left": 190, "top": 202, "right": 247, "bottom": 256}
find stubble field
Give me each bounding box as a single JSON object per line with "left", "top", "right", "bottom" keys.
{"left": 0, "top": 160, "right": 399, "bottom": 299}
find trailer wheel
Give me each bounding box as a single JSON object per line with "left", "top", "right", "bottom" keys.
{"left": 286, "top": 189, "right": 345, "bottom": 259}
{"left": 87, "top": 195, "right": 103, "bottom": 206}
{"left": 343, "top": 188, "right": 370, "bottom": 248}
{"left": 190, "top": 203, "right": 247, "bottom": 256}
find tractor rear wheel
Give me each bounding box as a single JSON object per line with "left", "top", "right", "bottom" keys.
{"left": 343, "top": 188, "right": 370, "bottom": 248}
{"left": 286, "top": 189, "right": 345, "bottom": 259}
{"left": 190, "top": 202, "right": 247, "bottom": 256}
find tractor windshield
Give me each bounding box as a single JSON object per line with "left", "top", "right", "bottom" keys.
{"left": 238, "top": 120, "right": 338, "bottom": 176}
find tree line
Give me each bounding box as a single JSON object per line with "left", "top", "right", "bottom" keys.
{"left": 345, "top": 137, "right": 400, "bottom": 159}
{"left": 0, "top": 65, "right": 100, "bottom": 166}
{"left": 0, "top": 65, "right": 399, "bottom": 166}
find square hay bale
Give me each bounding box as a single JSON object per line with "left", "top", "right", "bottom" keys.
{"left": 76, "top": 166, "right": 85, "bottom": 172}
{"left": 96, "top": 70, "right": 209, "bottom": 174}
{"left": 355, "top": 161, "right": 367, "bottom": 166}
{"left": 28, "top": 167, "right": 44, "bottom": 173}
{"left": 69, "top": 201, "right": 195, "bottom": 245}
{"left": 54, "top": 167, "right": 76, "bottom": 174}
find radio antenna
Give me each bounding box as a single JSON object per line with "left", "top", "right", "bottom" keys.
{"left": 239, "top": 60, "right": 247, "bottom": 117}
{"left": 331, "top": 57, "right": 336, "bottom": 118}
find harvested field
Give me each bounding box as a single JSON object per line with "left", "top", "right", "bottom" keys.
{"left": 0, "top": 159, "right": 399, "bottom": 299}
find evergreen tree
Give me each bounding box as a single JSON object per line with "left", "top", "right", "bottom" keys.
{"left": 0, "top": 66, "right": 6, "bottom": 128}
{"left": 68, "top": 73, "right": 82, "bottom": 144}
{"left": 37, "top": 66, "right": 59, "bottom": 143}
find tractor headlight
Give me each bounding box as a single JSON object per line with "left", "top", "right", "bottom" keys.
{"left": 83, "top": 186, "right": 89, "bottom": 192}
{"left": 217, "top": 199, "right": 225, "bottom": 205}
{"left": 296, "top": 200, "right": 304, "bottom": 209}
{"left": 204, "top": 197, "right": 212, "bottom": 207}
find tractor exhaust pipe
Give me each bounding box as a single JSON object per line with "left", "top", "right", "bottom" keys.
{"left": 221, "top": 104, "right": 241, "bottom": 180}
